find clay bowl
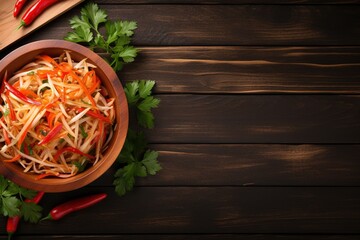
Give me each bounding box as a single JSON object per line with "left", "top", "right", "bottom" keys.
{"left": 0, "top": 40, "right": 128, "bottom": 192}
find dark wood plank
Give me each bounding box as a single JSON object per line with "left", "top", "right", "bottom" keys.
{"left": 100, "top": 0, "right": 360, "bottom": 4}
{"left": 147, "top": 95, "right": 360, "bottom": 143}
{"left": 8, "top": 5, "right": 360, "bottom": 47}
{"left": 92, "top": 144, "right": 360, "bottom": 187}
{"left": 4, "top": 235, "right": 360, "bottom": 240}
{"left": 118, "top": 46, "right": 360, "bottom": 94}
{"left": 2, "top": 187, "right": 359, "bottom": 234}
{"left": 3, "top": 46, "right": 360, "bottom": 94}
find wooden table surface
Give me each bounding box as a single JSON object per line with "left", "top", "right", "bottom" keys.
{"left": 1, "top": 0, "right": 360, "bottom": 239}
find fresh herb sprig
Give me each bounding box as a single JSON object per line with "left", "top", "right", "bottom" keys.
{"left": 0, "top": 176, "right": 42, "bottom": 223}
{"left": 114, "top": 129, "right": 161, "bottom": 196}
{"left": 65, "top": 3, "right": 138, "bottom": 71}
{"left": 65, "top": 3, "right": 161, "bottom": 197}
{"left": 125, "top": 80, "right": 160, "bottom": 129}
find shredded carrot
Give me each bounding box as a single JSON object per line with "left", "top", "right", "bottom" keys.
{"left": 35, "top": 172, "right": 59, "bottom": 180}
{"left": 4, "top": 154, "right": 21, "bottom": 163}
{"left": 69, "top": 72, "right": 97, "bottom": 108}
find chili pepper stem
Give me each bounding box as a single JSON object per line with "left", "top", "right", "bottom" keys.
{"left": 8, "top": 233, "right": 12, "bottom": 240}
{"left": 17, "top": 20, "right": 26, "bottom": 30}
{"left": 40, "top": 214, "right": 52, "bottom": 222}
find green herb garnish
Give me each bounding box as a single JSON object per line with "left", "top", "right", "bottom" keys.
{"left": 65, "top": 3, "right": 138, "bottom": 72}
{"left": 0, "top": 176, "right": 42, "bottom": 223}
{"left": 79, "top": 125, "right": 88, "bottom": 138}
{"left": 65, "top": 3, "right": 161, "bottom": 197}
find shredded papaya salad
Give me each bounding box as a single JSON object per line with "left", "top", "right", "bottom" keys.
{"left": 0, "top": 51, "right": 115, "bottom": 180}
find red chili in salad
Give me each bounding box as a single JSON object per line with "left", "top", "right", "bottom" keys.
{"left": 19, "top": 0, "right": 58, "bottom": 28}
{"left": 37, "top": 122, "right": 63, "bottom": 145}
{"left": 4, "top": 81, "right": 41, "bottom": 106}
{"left": 41, "top": 193, "right": 107, "bottom": 221}
{"left": 53, "top": 146, "right": 95, "bottom": 162}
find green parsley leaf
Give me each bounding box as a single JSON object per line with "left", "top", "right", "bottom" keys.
{"left": 2, "top": 196, "right": 20, "bottom": 217}
{"left": 119, "top": 21, "right": 137, "bottom": 36}
{"left": 0, "top": 176, "right": 42, "bottom": 221}
{"left": 69, "top": 15, "right": 89, "bottom": 30}
{"left": 21, "top": 202, "right": 42, "bottom": 223}
{"left": 137, "top": 110, "right": 155, "bottom": 129}
{"left": 64, "top": 26, "right": 93, "bottom": 43}
{"left": 65, "top": 3, "right": 138, "bottom": 72}
{"left": 0, "top": 176, "right": 9, "bottom": 193}
{"left": 124, "top": 81, "right": 160, "bottom": 129}
{"left": 8, "top": 182, "right": 37, "bottom": 200}
{"left": 113, "top": 163, "right": 136, "bottom": 196}
{"left": 118, "top": 46, "right": 137, "bottom": 63}
{"left": 114, "top": 129, "right": 160, "bottom": 196}
{"left": 80, "top": 3, "right": 107, "bottom": 30}
{"left": 137, "top": 96, "right": 160, "bottom": 112}
{"left": 142, "top": 150, "right": 162, "bottom": 175}
{"left": 138, "top": 80, "right": 155, "bottom": 98}
{"left": 124, "top": 81, "right": 140, "bottom": 105}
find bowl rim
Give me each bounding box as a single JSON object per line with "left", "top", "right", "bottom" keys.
{"left": 0, "top": 39, "right": 128, "bottom": 192}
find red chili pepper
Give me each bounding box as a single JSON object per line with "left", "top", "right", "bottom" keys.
{"left": 4, "top": 81, "right": 41, "bottom": 106}
{"left": 13, "top": 0, "right": 28, "bottom": 18}
{"left": 6, "top": 216, "right": 20, "bottom": 240}
{"left": 54, "top": 146, "right": 95, "bottom": 162}
{"left": 41, "top": 193, "right": 107, "bottom": 221}
{"left": 77, "top": 108, "right": 111, "bottom": 124}
{"left": 37, "top": 122, "right": 63, "bottom": 145}
{"left": 7, "top": 191, "right": 44, "bottom": 239}
{"left": 4, "top": 92, "right": 16, "bottom": 121}
{"left": 19, "top": 0, "right": 58, "bottom": 28}
{"left": 26, "top": 191, "right": 45, "bottom": 204}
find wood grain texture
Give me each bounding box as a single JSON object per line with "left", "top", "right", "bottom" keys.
{"left": 148, "top": 95, "right": 360, "bottom": 143}
{"left": 3, "top": 235, "right": 360, "bottom": 240}
{"left": 91, "top": 144, "right": 360, "bottom": 186}
{"left": 9, "top": 5, "right": 360, "bottom": 46}
{"left": 100, "top": 0, "right": 360, "bottom": 4}
{"left": 0, "top": 0, "right": 83, "bottom": 51}
{"left": 117, "top": 46, "right": 360, "bottom": 94}
{"left": 1, "top": 187, "right": 358, "bottom": 234}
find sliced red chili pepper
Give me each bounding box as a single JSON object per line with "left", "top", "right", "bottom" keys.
{"left": 41, "top": 193, "right": 107, "bottom": 221}
{"left": 4, "top": 81, "right": 41, "bottom": 106}
{"left": 54, "top": 147, "right": 95, "bottom": 162}
{"left": 19, "top": 0, "right": 58, "bottom": 28}
{"left": 4, "top": 92, "right": 16, "bottom": 121}
{"left": 13, "top": 0, "right": 28, "bottom": 17}
{"left": 37, "top": 123, "right": 63, "bottom": 145}
{"left": 77, "top": 108, "right": 111, "bottom": 124}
